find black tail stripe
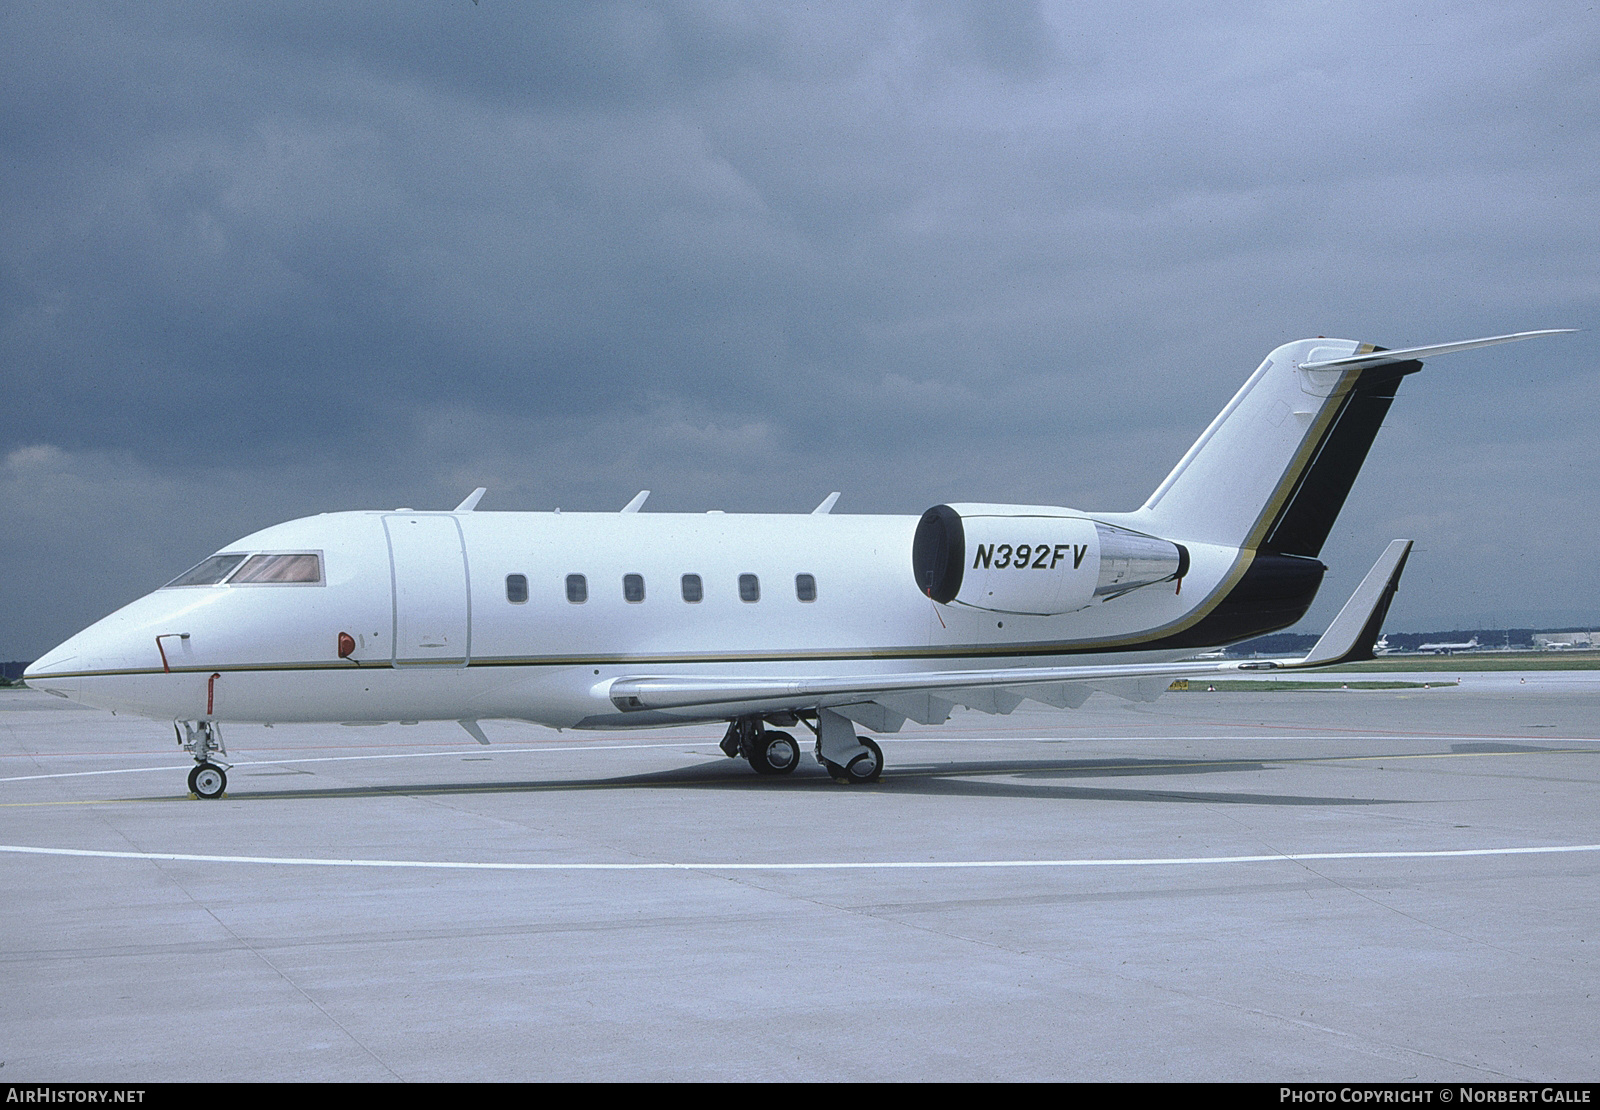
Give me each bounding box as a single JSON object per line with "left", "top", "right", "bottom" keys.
{"left": 1263, "top": 360, "right": 1421, "bottom": 557}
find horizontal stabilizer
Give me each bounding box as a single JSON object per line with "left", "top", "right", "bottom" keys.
{"left": 1298, "top": 330, "right": 1574, "bottom": 371}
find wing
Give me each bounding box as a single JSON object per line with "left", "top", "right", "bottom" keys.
{"left": 604, "top": 540, "right": 1413, "bottom": 728}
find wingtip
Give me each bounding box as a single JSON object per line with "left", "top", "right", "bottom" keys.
{"left": 1296, "top": 539, "right": 1412, "bottom": 668}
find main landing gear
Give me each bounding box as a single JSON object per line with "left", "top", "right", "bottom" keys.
{"left": 720, "top": 710, "right": 883, "bottom": 784}
{"left": 176, "top": 720, "right": 229, "bottom": 799}
{"left": 811, "top": 707, "right": 883, "bottom": 784}
{"left": 824, "top": 736, "right": 883, "bottom": 784}
{"left": 721, "top": 717, "right": 801, "bottom": 776}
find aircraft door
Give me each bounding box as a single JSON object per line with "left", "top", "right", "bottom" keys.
{"left": 383, "top": 514, "right": 470, "bottom": 665}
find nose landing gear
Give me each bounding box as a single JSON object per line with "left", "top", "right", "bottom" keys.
{"left": 176, "top": 720, "right": 230, "bottom": 799}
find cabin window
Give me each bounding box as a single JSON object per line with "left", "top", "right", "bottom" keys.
{"left": 624, "top": 574, "right": 645, "bottom": 603}
{"left": 506, "top": 574, "right": 528, "bottom": 604}
{"left": 566, "top": 574, "right": 587, "bottom": 603}
{"left": 681, "top": 574, "right": 703, "bottom": 603}
{"left": 739, "top": 573, "right": 760, "bottom": 602}
{"left": 796, "top": 573, "right": 816, "bottom": 602}
{"left": 163, "top": 553, "right": 248, "bottom": 588}
{"left": 229, "top": 553, "right": 323, "bottom": 585}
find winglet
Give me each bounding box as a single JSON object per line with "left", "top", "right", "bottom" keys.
{"left": 621, "top": 490, "right": 650, "bottom": 513}
{"left": 458, "top": 719, "right": 491, "bottom": 745}
{"left": 1292, "top": 539, "right": 1412, "bottom": 668}
{"left": 454, "top": 487, "right": 487, "bottom": 512}
{"left": 812, "top": 492, "right": 841, "bottom": 515}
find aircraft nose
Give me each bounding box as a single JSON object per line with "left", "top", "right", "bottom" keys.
{"left": 24, "top": 645, "right": 76, "bottom": 678}
{"left": 22, "top": 610, "right": 152, "bottom": 693}
{"left": 22, "top": 640, "right": 82, "bottom": 698}
{"left": 27, "top": 586, "right": 203, "bottom": 683}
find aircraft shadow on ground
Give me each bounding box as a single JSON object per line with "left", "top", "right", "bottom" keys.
{"left": 133, "top": 752, "right": 1407, "bottom": 807}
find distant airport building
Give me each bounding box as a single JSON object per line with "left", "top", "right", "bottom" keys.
{"left": 1534, "top": 632, "right": 1596, "bottom": 650}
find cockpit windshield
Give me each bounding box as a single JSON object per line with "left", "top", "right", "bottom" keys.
{"left": 230, "top": 553, "right": 322, "bottom": 584}
{"left": 164, "top": 554, "right": 248, "bottom": 588}
{"left": 161, "top": 552, "right": 322, "bottom": 588}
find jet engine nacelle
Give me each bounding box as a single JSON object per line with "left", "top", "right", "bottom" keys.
{"left": 912, "top": 503, "right": 1189, "bottom": 615}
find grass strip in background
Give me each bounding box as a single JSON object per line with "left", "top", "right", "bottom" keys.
{"left": 1169, "top": 679, "right": 1458, "bottom": 692}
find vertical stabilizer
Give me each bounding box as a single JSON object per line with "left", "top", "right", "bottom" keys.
{"left": 1135, "top": 338, "right": 1418, "bottom": 556}
{"left": 1133, "top": 330, "right": 1571, "bottom": 556}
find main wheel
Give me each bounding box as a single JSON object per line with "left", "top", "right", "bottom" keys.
{"left": 843, "top": 737, "right": 883, "bottom": 783}
{"left": 822, "top": 737, "right": 883, "bottom": 784}
{"left": 762, "top": 731, "right": 800, "bottom": 775}
{"left": 748, "top": 731, "right": 800, "bottom": 775}
{"left": 188, "top": 762, "right": 227, "bottom": 799}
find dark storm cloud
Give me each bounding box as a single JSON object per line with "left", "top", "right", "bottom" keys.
{"left": 3, "top": 1, "right": 1598, "bottom": 657}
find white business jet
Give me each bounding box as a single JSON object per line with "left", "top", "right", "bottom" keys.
{"left": 24, "top": 331, "right": 1571, "bottom": 797}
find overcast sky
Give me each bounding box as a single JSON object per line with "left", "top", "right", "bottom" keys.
{"left": 4, "top": 1, "right": 1597, "bottom": 660}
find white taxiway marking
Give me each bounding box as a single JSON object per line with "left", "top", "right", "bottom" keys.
{"left": 5, "top": 735, "right": 1598, "bottom": 783}
{"left": 0, "top": 742, "right": 724, "bottom": 782}
{"left": 4, "top": 842, "right": 1600, "bottom": 872}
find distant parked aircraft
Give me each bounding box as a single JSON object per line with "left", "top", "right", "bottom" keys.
{"left": 1418, "top": 637, "right": 1480, "bottom": 654}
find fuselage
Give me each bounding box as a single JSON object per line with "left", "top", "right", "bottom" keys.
{"left": 23, "top": 506, "right": 1270, "bottom": 729}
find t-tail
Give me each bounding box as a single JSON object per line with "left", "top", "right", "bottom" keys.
{"left": 1118, "top": 329, "right": 1572, "bottom": 645}
{"left": 1133, "top": 330, "right": 1569, "bottom": 554}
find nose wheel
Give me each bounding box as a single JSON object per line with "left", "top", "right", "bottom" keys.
{"left": 177, "top": 720, "right": 230, "bottom": 799}
{"left": 187, "top": 762, "right": 227, "bottom": 799}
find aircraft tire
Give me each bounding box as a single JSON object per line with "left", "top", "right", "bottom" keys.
{"left": 750, "top": 731, "right": 799, "bottom": 776}
{"left": 188, "top": 762, "right": 227, "bottom": 799}
{"left": 842, "top": 738, "right": 883, "bottom": 784}
{"left": 747, "top": 746, "right": 770, "bottom": 774}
